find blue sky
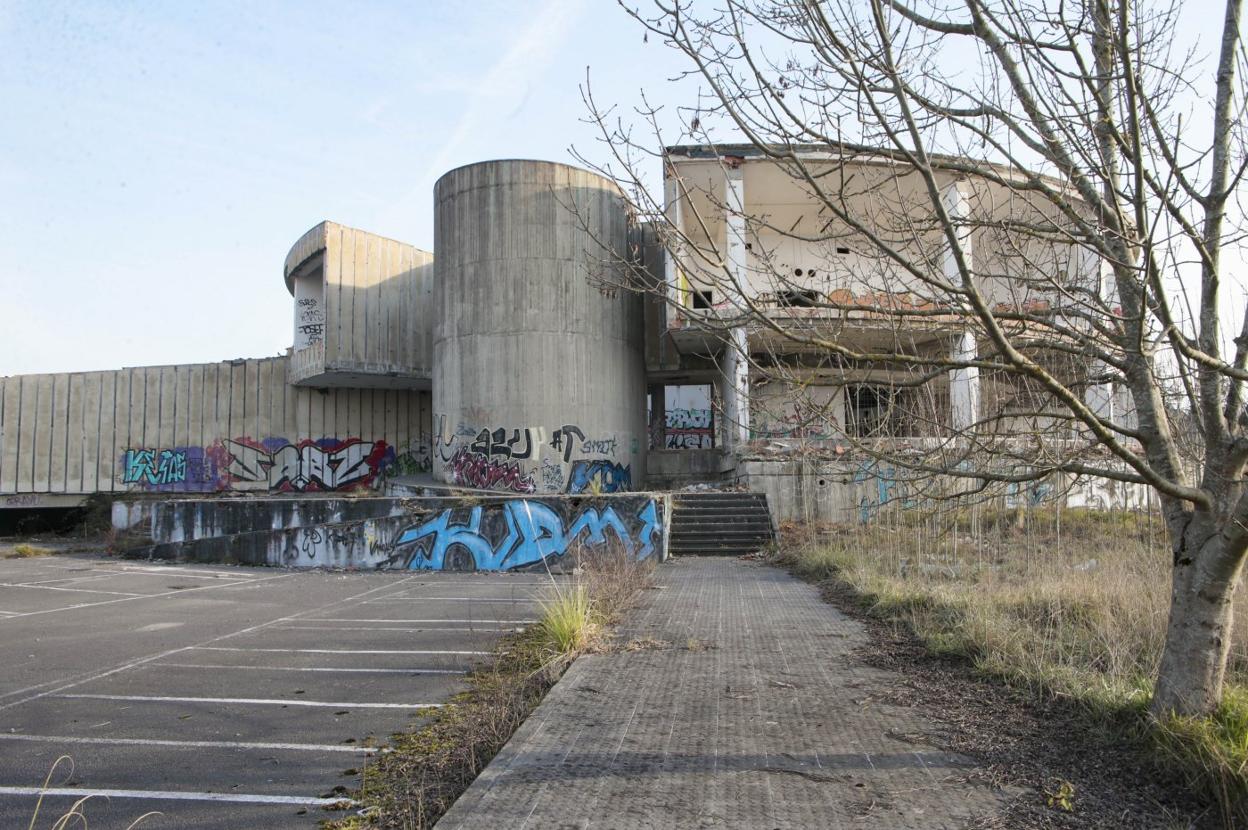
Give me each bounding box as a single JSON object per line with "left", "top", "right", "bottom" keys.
{"left": 0, "top": 0, "right": 687, "bottom": 374}
{"left": 1, "top": 1, "right": 1240, "bottom": 375}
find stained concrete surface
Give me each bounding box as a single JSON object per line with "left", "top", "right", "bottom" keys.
{"left": 437, "top": 557, "right": 1017, "bottom": 829}
{"left": 0, "top": 552, "right": 552, "bottom": 828}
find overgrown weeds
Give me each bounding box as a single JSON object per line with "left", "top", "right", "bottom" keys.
{"left": 7, "top": 543, "right": 54, "bottom": 558}
{"left": 325, "top": 543, "right": 655, "bottom": 829}
{"left": 771, "top": 506, "right": 1248, "bottom": 824}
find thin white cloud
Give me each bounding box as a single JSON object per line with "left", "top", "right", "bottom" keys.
{"left": 420, "top": 0, "right": 584, "bottom": 181}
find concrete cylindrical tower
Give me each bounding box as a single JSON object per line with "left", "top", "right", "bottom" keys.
{"left": 432, "top": 160, "right": 646, "bottom": 494}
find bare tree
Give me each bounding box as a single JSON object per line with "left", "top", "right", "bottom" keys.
{"left": 579, "top": 0, "right": 1247, "bottom": 717}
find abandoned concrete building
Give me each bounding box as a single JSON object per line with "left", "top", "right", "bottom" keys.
{"left": 0, "top": 148, "right": 1142, "bottom": 551}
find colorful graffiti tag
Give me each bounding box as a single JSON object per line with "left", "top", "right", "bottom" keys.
{"left": 122, "top": 448, "right": 187, "bottom": 485}
{"left": 447, "top": 447, "right": 537, "bottom": 493}
{"left": 225, "top": 438, "right": 392, "bottom": 492}
{"left": 665, "top": 408, "right": 713, "bottom": 449}
{"left": 567, "top": 460, "right": 632, "bottom": 494}
{"left": 119, "top": 445, "right": 231, "bottom": 492}
{"left": 387, "top": 498, "right": 660, "bottom": 571}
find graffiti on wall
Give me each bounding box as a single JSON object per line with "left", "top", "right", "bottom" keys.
{"left": 295, "top": 297, "right": 325, "bottom": 347}
{"left": 567, "top": 460, "right": 632, "bottom": 494}
{"left": 447, "top": 447, "right": 537, "bottom": 493}
{"left": 470, "top": 427, "right": 536, "bottom": 459}
{"left": 122, "top": 448, "right": 186, "bottom": 485}
{"left": 664, "top": 408, "right": 713, "bottom": 449}
{"left": 225, "top": 438, "right": 393, "bottom": 492}
{"left": 853, "top": 459, "right": 916, "bottom": 522}
{"left": 384, "top": 498, "right": 660, "bottom": 571}
{"left": 120, "top": 445, "right": 231, "bottom": 491}
{"left": 432, "top": 415, "right": 637, "bottom": 495}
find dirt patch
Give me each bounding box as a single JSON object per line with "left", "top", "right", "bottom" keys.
{"left": 816, "top": 579, "right": 1213, "bottom": 828}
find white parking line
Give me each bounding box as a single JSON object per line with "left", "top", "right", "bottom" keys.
{"left": 275, "top": 625, "right": 518, "bottom": 633}
{"left": 155, "top": 662, "right": 467, "bottom": 675}
{"left": 0, "top": 786, "right": 350, "bottom": 806}
{"left": 0, "top": 582, "right": 145, "bottom": 598}
{"left": 0, "top": 733, "right": 386, "bottom": 753}
{"left": 0, "top": 574, "right": 414, "bottom": 709}
{"left": 299, "top": 617, "right": 537, "bottom": 624}
{"left": 363, "top": 596, "right": 540, "bottom": 603}
{"left": 0, "top": 572, "right": 292, "bottom": 621}
{"left": 55, "top": 693, "right": 443, "bottom": 710}
{"left": 192, "top": 646, "right": 489, "bottom": 655}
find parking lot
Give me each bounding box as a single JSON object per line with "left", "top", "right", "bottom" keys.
{"left": 0, "top": 552, "right": 551, "bottom": 828}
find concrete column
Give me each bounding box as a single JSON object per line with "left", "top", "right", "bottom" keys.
{"left": 648, "top": 383, "right": 666, "bottom": 450}
{"left": 722, "top": 327, "right": 751, "bottom": 449}
{"left": 722, "top": 160, "right": 750, "bottom": 449}
{"left": 941, "top": 179, "right": 972, "bottom": 286}
{"left": 1078, "top": 245, "right": 1116, "bottom": 422}
{"left": 664, "top": 165, "right": 685, "bottom": 314}
{"left": 949, "top": 330, "right": 980, "bottom": 433}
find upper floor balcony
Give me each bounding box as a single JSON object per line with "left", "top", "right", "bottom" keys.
{"left": 284, "top": 221, "right": 434, "bottom": 389}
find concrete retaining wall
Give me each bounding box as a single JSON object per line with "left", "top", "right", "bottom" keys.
{"left": 131, "top": 494, "right": 669, "bottom": 572}
{"left": 741, "top": 457, "right": 1154, "bottom": 524}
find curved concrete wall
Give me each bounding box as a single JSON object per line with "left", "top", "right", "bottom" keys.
{"left": 433, "top": 160, "right": 646, "bottom": 494}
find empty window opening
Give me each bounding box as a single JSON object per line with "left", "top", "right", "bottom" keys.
{"left": 846, "top": 385, "right": 913, "bottom": 438}
{"left": 692, "top": 289, "right": 713, "bottom": 309}
{"left": 836, "top": 246, "right": 850, "bottom": 254}
{"left": 777, "top": 289, "right": 819, "bottom": 307}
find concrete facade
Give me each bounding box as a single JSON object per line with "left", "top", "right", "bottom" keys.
{"left": 0, "top": 356, "right": 431, "bottom": 503}
{"left": 1, "top": 148, "right": 1139, "bottom": 525}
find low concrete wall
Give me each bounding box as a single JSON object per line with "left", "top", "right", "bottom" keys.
{"left": 146, "top": 497, "right": 409, "bottom": 543}
{"left": 741, "top": 457, "right": 1154, "bottom": 524}
{"left": 131, "top": 494, "right": 669, "bottom": 572}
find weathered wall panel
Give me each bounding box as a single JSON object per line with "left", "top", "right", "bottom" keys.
{"left": 0, "top": 355, "right": 432, "bottom": 499}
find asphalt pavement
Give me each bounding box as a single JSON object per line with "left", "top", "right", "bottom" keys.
{"left": 0, "top": 551, "right": 553, "bottom": 829}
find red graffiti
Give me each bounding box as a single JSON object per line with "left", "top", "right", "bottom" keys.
{"left": 448, "top": 448, "right": 537, "bottom": 493}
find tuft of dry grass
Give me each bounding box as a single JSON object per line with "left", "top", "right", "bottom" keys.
{"left": 772, "top": 506, "right": 1248, "bottom": 824}
{"left": 7, "top": 543, "right": 54, "bottom": 559}
{"left": 27, "top": 756, "right": 162, "bottom": 829}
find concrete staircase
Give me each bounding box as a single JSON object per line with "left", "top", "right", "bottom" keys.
{"left": 668, "top": 491, "right": 776, "bottom": 557}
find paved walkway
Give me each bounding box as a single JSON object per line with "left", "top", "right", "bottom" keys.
{"left": 437, "top": 557, "right": 1013, "bottom": 829}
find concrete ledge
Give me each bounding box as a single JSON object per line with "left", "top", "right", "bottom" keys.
{"left": 128, "top": 494, "right": 671, "bottom": 572}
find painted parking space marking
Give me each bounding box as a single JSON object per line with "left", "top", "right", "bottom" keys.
{"left": 0, "top": 786, "right": 351, "bottom": 806}
{"left": 55, "top": 693, "right": 443, "bottom": 710}
{"left": 299, "top": 617, "right": 537, "bottom": 624}
{"left": 0, "top": 733, "right": 386, "bottom": 754}
{"left": 274, "top": 624, "right": 520, "bottom": 633}
{"left": 0, "top": 574, "right": 415, "bottom": 709}
{"left": 363, "top": 596, "right": 541, "bottom": 604}
{"left": 0, "top": 582, "right": 146, "bottom": 598}
{"left": 0, "top": 573, "right": 292, "bottom": 622}
{"left": 155, "top": 662, "right": 468, "bottom": 675}
{"left": 191, "top": 646, "right": 490, "bottom": 656}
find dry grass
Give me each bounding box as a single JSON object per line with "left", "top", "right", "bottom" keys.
{"left": 6, "top": 543, "right": 54, "bottom": 559}
{"left": 771, "top": 506, "right": 1248, "bottom": 824}
{"left": 27, "top": 756, "right": 162, "bottom": 829}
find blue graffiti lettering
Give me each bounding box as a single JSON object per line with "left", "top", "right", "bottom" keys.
{"left": 392, "top": 499, "right": 659, "bottom": 571}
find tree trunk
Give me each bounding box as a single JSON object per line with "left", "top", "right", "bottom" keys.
{"left": 1151, "top": 527, "right": 1240, "bottom": 717}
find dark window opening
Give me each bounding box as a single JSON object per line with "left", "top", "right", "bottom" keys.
{"left": 777, "top": 289, "right": 819, "bottom": 307}
{"left": 836, "top": 246, "right": 850, "bottom": 254}
{"left": 846, "top": 385, "right": 909, "bottom": 437}
{"left": 692, "top": 289, "right": 713, "bottom": 309}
